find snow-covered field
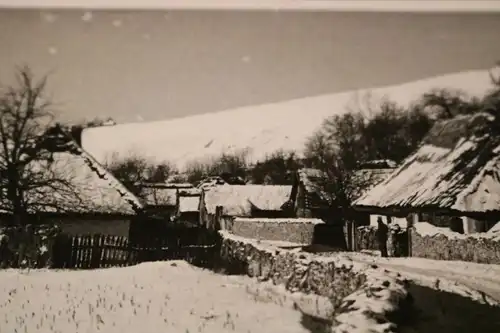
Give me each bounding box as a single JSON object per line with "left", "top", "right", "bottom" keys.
{"left": 82, "top": 69, "right": 496, "bottom": 170}
{"left": 0, "top": 261, "right": 315, "bottom": 333}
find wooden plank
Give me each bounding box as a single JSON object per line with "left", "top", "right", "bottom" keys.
{"left": 101, "top": 235, "right": 107, "bottom": 268}
{"left": 85, "top": 235, "right": 92, "bottom": 269}
{"left": 75, "top": 236, "right": 82, "bottom": 268}
{"left": 69, "top": 236, "right": 77, "bottom": 268}
{"left": 73, "top": 235, "right": 81, "bottom": 268}
{"left": 98, "top": 234, "right": 105, "bottom": 268}
{"left": 90, "top": 234, "right": 100, "bottom": 269}
{"left": 111, "top": 236, "right": 118, "bottom": 266}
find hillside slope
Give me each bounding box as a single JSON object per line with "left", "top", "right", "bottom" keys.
{"left": 82, "top": 69, "right": 495, "bottom": 170}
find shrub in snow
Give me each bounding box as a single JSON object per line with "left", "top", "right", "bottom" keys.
{"left": 0, "top": 224, "right": 62, "bottom": 268}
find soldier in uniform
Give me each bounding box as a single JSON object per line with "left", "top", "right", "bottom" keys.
{"left": 376, "top": 217, "right": 389, "bottom": 258}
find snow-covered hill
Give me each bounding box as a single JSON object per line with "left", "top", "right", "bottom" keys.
{"left": 82, "top": 69, "right": 495, "bottom": 171}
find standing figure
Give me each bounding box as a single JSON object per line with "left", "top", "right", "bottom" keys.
{"left": 376, "top": 217, "right": 389, "bottom": 258}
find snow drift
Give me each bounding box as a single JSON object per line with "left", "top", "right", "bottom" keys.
{"left": 82, "top": 69, "right": 495, "bottom": 171}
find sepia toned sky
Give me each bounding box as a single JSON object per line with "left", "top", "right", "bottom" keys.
{"left": 0, "top": 8, "right": 500, "bottom": 124}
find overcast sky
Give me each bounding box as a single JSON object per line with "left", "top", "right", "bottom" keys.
{"left": 0, "top": 8, "right": 499, "bottom": 124}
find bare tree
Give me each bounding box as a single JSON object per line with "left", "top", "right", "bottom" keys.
{"left": 105, "top": 153, "right": 178, "bottom": 194}
{"left": 0, "top": 67, "right": 77, "bottom": 225}
{"left": 303, "top": 130, "right": 375, "bottom": 216}
{"left": 184, "top": 150, "right": 249, "bottom": 185}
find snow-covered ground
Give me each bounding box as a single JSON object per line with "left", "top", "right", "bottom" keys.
{"left": 339, "top": 252, "right": 500, "bottom": 305}
{"left": 82, "top": 69, "right": 496, "bottom": 170}
{"left": 0, "top": 261, "right": 316, "bottom": 333}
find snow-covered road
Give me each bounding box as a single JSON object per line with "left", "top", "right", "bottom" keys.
{"left": 340, "top": 253, "right": 500, "bottom": 304}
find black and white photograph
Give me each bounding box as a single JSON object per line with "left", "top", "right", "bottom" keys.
{"left": 1, "top": 0, "right": 500, "bottom": 332}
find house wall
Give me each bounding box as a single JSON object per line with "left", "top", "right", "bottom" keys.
{"left": 415, "top": 213, "right": 491, "bottom": 235}
{"left": 462, "top": 217, "right": 489, "bottom": 234}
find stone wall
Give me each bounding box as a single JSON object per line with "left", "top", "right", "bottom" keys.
{"left": 219, "top": 231, "right": 410, "bottom": 333}
{"left": 411, "top": 222, "right": 500, "bottom": 264}
{"left": 226, "top": 218, "right": 324, "bottom": 244}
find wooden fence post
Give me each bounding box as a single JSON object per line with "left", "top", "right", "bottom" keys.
{"left": 90, "top": 234, "right": 102, "bottom": 269}
{"left": 351, "top": 221, "right": 357, "bottom": 252}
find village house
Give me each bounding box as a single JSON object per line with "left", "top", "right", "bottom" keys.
{"left": 279, "top": 165, "right": 395, "bottom": 249}
{"left": 0, "top": 126, "right": 144, "bottom": 237}
{"left": 280, "top": 168, "right": 333, "bottom": 221}
{"left": 199, "top": 184, "right": 292, "bottom": 230}
{"left": 136, "top": 182, "right": 194, "bottom": 220}
{"left": 353, "top": 112, "right": 500, "bottom": 235}
{"left": 175, "top": 188, "right": 202, "bottom": 227}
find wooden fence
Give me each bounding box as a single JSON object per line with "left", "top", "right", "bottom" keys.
{"left": 52, "top": 230, "right": 221, "bottom": 269}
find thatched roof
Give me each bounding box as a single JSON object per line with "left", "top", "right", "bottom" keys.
{"left": 297, "top": 168, "right": 332, "bottom": 207}
{"left": 354, "top": 112, "right": 500, "bottom": 215}
{"left": 202, "top": 184, "right": 292, "bottom": 216}
{"left": 353, "top": 167, "right": 395, "bottom": 196}
{"left": 1, "top": 129, "right": 143, "bottom": 215}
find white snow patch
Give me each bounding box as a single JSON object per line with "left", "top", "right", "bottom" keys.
{"left": 415, "top": 222, "right": 500, "bottom": 241}
{"left": 0, "top": 261, "right": 312, "bottom": 333}
{"left": 203, "top": 185, "right": 291, "bottom": 216}
{"left": 341, "top": 252, "right": 500, "bottom": 304}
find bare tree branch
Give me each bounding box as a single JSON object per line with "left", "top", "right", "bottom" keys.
{"left": 0, "top": 67, "right": 79, "bottom": 225}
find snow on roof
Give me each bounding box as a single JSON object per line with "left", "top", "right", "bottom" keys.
{"left": 2, "top": 131, "right": 143, "bottom": 215}
{"left": 138, "top": 182, "right": 193, "bottom": 189}
{"left": 297, "top": 168, "right": 332, "bottom": 205}
{"left": 81, "top": 69, "right": 496, "bottom": 171}
{"left": 178, "top": 188, "right": 201, "bottom": 213}
{"left": 416, "top": 222, "right": 500, "bottom": 242}
{"left": 178, "top": 196, "right": 201, "bottom": 213}
{"left": 354, "top": 112, "right": 500, "bottom": 214}
{"left": 358, "top": 159, "right": 397, "bottom": 169}
{"left": 353, "top": 168, "right": 395, "bottom": 196}
{"left": 178, "top": 188, "right": 202, "bottom": 196}
{"left": 203, "top": 185, "right": 292, "bottom": 216}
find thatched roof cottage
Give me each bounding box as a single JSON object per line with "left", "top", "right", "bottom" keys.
{"left": 199, "top": 184, "right": 292, "bottom": 229}
{"left": 354, "top": 112, "right": 500, "bottom": 234}
{"left": 280, "top": 168, "right": 332, "bottom": 220}
{"left": 0, "top": 127, "right": 143, "bottom": 237}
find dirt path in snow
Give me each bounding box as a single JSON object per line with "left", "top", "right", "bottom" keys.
{"left": 342, "top": 254, "right": 500, "bottom": 303}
